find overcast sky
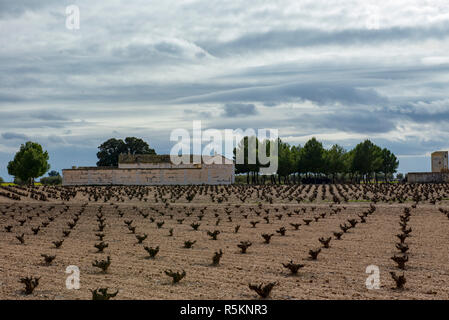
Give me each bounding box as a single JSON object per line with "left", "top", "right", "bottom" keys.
{"left": 1, "top": 0, "right": 449, "bottom": 179}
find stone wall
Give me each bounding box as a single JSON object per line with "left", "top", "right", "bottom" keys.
{"left": 407, "top": 172, "right": 449, "bottom": 183}
{"left": 431, "top": 151, "right": 448, "bottom": 173}
{"left": 62, "top": 164, "right": 235, "bottom": 186}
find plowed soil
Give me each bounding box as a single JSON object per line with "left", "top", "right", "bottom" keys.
{"left": 0, "top": 185, "right": 448, "bottom": 300}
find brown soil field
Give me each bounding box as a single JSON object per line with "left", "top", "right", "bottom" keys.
{"left": 0, "top": 184, "right": 448, "bottom": 300}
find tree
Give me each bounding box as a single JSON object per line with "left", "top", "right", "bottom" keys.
{"left": 276, "top": 139, "right": 294, "bottom": 184}
{"left": 233, "top": 135, "right": 399, "bottom": 185}
{"left": 7, "top": 142, "right": 50, "bottom": 185}
{"left": 0, "top": 177, "right": 3, "bottom": 183}
{"left": 40, "top": 175, "right": 62, "bottom": 185}
{"left": 258, "top": 138, "right": 279, "bottom": 184}
{"left": 96, "top": 137, "right": 156, "bottom": 167}
{"left": 233, "top": 137, "right": 250, "bottom": 183}
{"left": 97, "top": 138, "right": 126, "bottom": 167}
{"left": 371, "top": 144, "right": 384, "bottom": 182}
{"left": 14, "top": 177, "right": 24, "bottom": 185}
{"left": 350, "top": 140, "right": 383, "bottom": 183}
{"left": 233, "top": 136, "right": 260, "bottom": 184}
{"left": 48, "top": 170, "right": 60, "bottom": 177}
{"left": 340, "top": 149, "right": 353, "bottom": 182}
{"left": 381, "top": 148, "right": 399, "bottom": 182}
{"left": 289, "top": 145, "right": 302, "bottom": 183}
{"left": 124, "top": 137, "right": 156, "bottom": 155}
{"left": 41, "top": 169, "right": 61, "bottom": 185}
{"left": 300, "top": 138, "right": 326, "bottom": 180}
{"left": 325, "top": 144, "right": 347, "bottom": 183}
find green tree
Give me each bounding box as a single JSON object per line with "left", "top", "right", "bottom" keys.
{"left": 325, "top": 144, "right": 347, "bottom": 183}
{"left": 351, "top": 140, "right": 383, "bottom": 183}
{"left": 0, "top": 176, "right": 3, "bottom": 183}
{"left": 300, "top": 138, "right": 326, "bottom": 180}
{"left": 233, "top": 135, "right": 399, "bottom": 185}
{"left": 14, "top": 177, "right": 24, "bottom": 185}
{"left": 372, "top": 144, "right": 384, "bottom": 182}
{"left": 14, "top": 177, "right": 26, "bottom": 185}
{"left": 290, "top": 145, "right": 302, "bottom": 183}
{"left": 97, "top": 137, "right": 156, "bottom": 167}
{"left": 7, "top": 142, "right": 50, "bottom": 185}
{"left": 258, "top": 138, "right": 280, "bottom": 184}
{"left": 233, "top": 136, "right": 260, "bottom": 184}
{"left": 343, "top": 149, "right": 355, "bottom": 182}
{"left": 381, "top": 148, "right": 399, "bottom": 182}
{"left": 276, "top": 139, "right": 294, "bottom": 184}
{"left": 97, "top": 138, "right": 126, "bottom": 167}
{"left": 124, "top": 137, "right": 156, "bottom": 155}
{"left": 40, "top": 175, "right": 62, "bottom": 185}
{"left": 48, "top": 170, "right": 60, "bottom": 177}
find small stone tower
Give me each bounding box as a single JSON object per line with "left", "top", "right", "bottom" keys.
{"left": 431, "top": 151, "right": 448, "bottom": 172}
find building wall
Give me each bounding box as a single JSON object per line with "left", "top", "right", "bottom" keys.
{"left": 62, "top": 164, "right": 235, "bottom": 186}
{"left": 119, "top": 162, "right": 203, "bottom": 170}
{"left": 407, "top": 172, "right": 449, "bottom": 183}
{"left": 431, "top": 151, "right": 448, "bottom": 173}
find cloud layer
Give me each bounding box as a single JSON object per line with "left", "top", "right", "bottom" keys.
{"left": 1, "top": 0, "right": 449, "bottom": 178}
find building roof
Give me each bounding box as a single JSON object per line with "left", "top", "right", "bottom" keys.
{"left": 118, "top": 154, "right": 233, "bottom": 164}
{"left": 119, "top": 154, "right": 171, "bottom": 164}
{"left": 431, "top": 151, "right": 448, "bottom": 156}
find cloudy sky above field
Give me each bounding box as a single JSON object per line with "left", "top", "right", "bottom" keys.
{"left": 1, "top": 0, "right": 449, "bottom": 179}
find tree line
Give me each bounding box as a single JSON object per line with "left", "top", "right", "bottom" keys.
{"left": 4, "top": 137, "right": 398, "bottom": 185}
{"left": 233, "top": 137, "right": 399, "bottom": 184}
{"left": 2, "top": 137, "right": 155, "bottom": 184}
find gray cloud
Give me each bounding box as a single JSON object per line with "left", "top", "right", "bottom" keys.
{"left": 30, "top": 111, "right": 69, "bottom": 121}
{"left": 1, "top": 0, "right": 449, "bottom": 178}
{"left": 222, "top": 103, "right": 258, "bottom": 117}
{"left": 154, "top": 42, "right": 185, "bottom": 56}
{"left": 387, "top": 101, "right": 449, "bottom": 123}
{"left": 302, "top": 111, "right": 396, "bottom": 134}
{"left": 183, "top": 109, "right": 213, "bottom": 118}
{"left": 47, "top": 135, "right": 66, "bottom": 144}
{"left": 202, "top": 23, "right": 449, "bottom": 55}
{"left": 0, "top": 0, "right": 64, "bottom": 17}
{"left": 0, "top": 93, "right": 26, "bottom": 103}
{"left": 1, "top": 132, "right": 29, "bottom": 140}
{"left": 176, "top": 82, "right": 388, "bottom": 106}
